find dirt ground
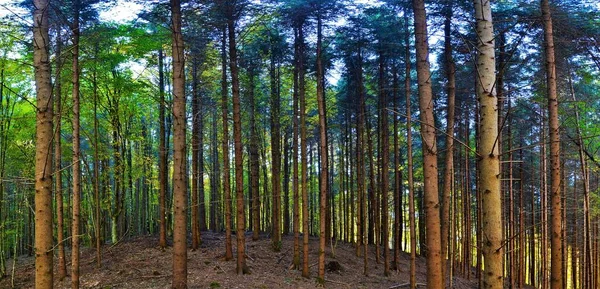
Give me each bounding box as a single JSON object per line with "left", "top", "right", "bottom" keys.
{"left": 1, "top": 232, "right": 479, "bottom": 288}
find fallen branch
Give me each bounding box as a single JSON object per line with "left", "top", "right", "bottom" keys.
{"left": 389, "top": 282, "right": 426, "bottom": 289}
{"left": 325, "top": 279, "right": 349, "bottom": 286}
{"left": 139, "top": 274, "right": 171, "bottom": 279}
{"left": 277, "top": 249, "right": 290, "bottom": 264}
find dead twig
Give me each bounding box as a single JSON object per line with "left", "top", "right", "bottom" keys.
{"left": 389, "top": 282, "right": 427, "bottom": 289}
{"left": 324, "top": 279, "right": 349, "bottom": 286}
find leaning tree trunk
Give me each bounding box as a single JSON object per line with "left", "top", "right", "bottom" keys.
{"left": 474, "top": 1, "right": 503, "bottom": 288}
{"left": 33, "top": 0, "right": 53, "bottom": 287}
{"left": 411, "top": 0, "right": 443, "bottom": 288}
{"left": 541, "top": 1, "right": 563, "bottom": 288}
{"left": 171, "top": 0, "right": 188, "bottom": 287}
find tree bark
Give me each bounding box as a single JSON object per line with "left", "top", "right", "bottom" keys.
{"left": 292, "top": 25, "right": 301, "bottom": 269}
{"left": 411, "top": 1, "right": 443, "bottom": 288}
{"left": 33, "top": 0, "right": 53, "bottom": 286}
{"left": 171, "top": 0, "right": 188, "bottom": 287}
{"left": 474, "top": 1, "right": 503, "bottom": 288}
{"left": 441, "top": 1, "right": 456, "bottom": 284}
{"left": 270, "top": 34, "right": 282, "bottom": 251}
{"left": 71, "top": 1, "right": 81, "bottom": 286}
{"left": 53, "top": 29, "right": 68, "bottom": 280}
{"left": 404, "top": 9, "right": 416, "bottom": 288}
{"left": 316, "top": 15, "right": 328, "bottom": 283}
{"left": 220, "top": 25, "right": 233, "bottom": 261}
{"left": 227, "top": 8, "right": 248, "bottom": 275}
{"left": 158, "top": 46, "right": 167, "bottom": 248}
{"left": 541, "top": 1, "right": 563, "bottom": 288}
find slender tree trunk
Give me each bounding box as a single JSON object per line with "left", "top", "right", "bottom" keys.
{"left": 270, "top": 38, "right": 282, "bottom": 251}
{"left": 171, "top": 0, "right": 188, "bottom": 287}
{"left": 392, "top": 64, "right": 401, "bottom": 271}
{"left": 221, "top": 25, "right": 233, "bottom": 261}
{"left": 158, "top": 46, "right": 167, "bottom": 248}
{"left": 378, "top": 49, "right": 390, "bottom": 276}
{"left": 412, "top": 1, "right": 443, "bottom": 288}
{"left": 71, "top": 1, "right": 82, "bottom": 286}
{"left": 192, "top": 58, "right": 200, "bottom": 250}
{"left": 541, "top": 1, "right": 563, "bottom": 288}
{"left": 54, "top": 31, "right": 68, "bottom": 280}
{"left": 248, "top": 67, "right": 260, "bottom": 241}
{"left": 316, "top": 15, "right": 328, "bottom": 283}
{"left": 299, "top": 24, "right": 310, "bottom": 279}
{"left": 292, "top": 25, "right": 301, "bottom": 270}
{"left": 227, "top": 11, "right": 248, "bottom": 275}
{"left": 474, "top": 1, "right": 503, "bottom": 288}
{"left": 441, "top": 1, "right": 456, "bottom": 285}
{"left": 93, "top": 45, "right": 102, "bottom": 267}
{"left": 404, "top": 9, "right": 417, "bottom": 288}
{"left": 33, "top": 0, "right": 53, "bottom": 286}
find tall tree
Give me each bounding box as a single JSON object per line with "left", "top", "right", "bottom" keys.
{"left": 270, "top": 26, "right": 282, "bottom": 252}
{"left": 441, "top": 0, "right": 456, "bottom": 283}
{"left": 33, "top": 0, "right": 53, "bottom": 287}
{"left": 474, "top": 0, "right": 503, "bottom": 288}
{"left": 53, "top": 29, "right": 67, "bottom": 280}
{"left": 315, "top": 11, "right": 329, "bottom": 283}
{"left": 404, "top": 8, "right": 417, "bottom": 288}
{"left": 411, "top": 0, "right": 443, "bottom": 288}
{"left": 220, "top": 23, "right": 233, "bottom": 260}
{"left": 541, "top": 1, "right": 562, "bottom": 288}
{"left": 71, "top": 0, "right": 82, "bottom": 287}
{"left": 171, "top": 0, "right": 188, "bottom": 287}
{"left": 158, "top": 46, "right": 168, "bottom": 248}
{"left": 225, "top": 0, "right": 248, "bottom": 274}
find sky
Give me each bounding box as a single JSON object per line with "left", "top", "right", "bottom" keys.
{"left": 0, "top": 0, "right": 142, "bottom": 23}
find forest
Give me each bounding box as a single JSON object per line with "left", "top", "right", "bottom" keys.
{"left": 0, "top": 0, "right": 600, "bottom": 288}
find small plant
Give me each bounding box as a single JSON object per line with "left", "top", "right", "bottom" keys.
{"left": 210, "top": 281, "right": 221, "bottom": 288}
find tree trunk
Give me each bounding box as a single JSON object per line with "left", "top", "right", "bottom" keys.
{"left": 316, "top": 15, "right": 328, "bottom": 283}
{"left": 404, "top": 8, "right": 417, "bottom": 288}
{"left": 220, "top": 25, "right": 233, "bottom": 261}
{"left": 171, "top": 0, "right": 188, "bottom": 287}
{"left": 33, "top": 0, "right": 53, "bottom": 286}
{"left": 541, "top": 1, "right": 563, "bottom": 288}
{"left": 378, "top": 49, "right": 390, "bottom": 276}
{"left": 93, "top": 44, "right": 102, "bottom": 267}
{"left": 249, "top": 66, "right": 260, "bottom": 241}
{"left": 158, "top": 46, "right": 167, "bottom": 248}
{"left": 227, "top": 11, "right": 248, "bottom": 275}
{"left": 474, "top": 1, "right": 503, "bottom": 288}
{"left": 54, "top": 30, "right": 68, "bottom": 280}
{"left": 411, "top": 0, "right": 443, "bottom": 288}
{"left": 292, "top": 25, "right": 301, "bottom": 270}
{"left": 270, "top": 37, "right": 282, "bottom": 251}
{"left": 191, "top": 58, "right": 200, "bottom": 250}
{"left": 71, "top": 1, "right": 82, "bottom": 286}
{"left": 299, "top": 23, "right": 310, "bottom": 279}
{"left": 441, "top": 1, "right": 456, "bottom": 284}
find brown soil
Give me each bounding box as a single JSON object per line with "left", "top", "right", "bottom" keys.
{"left": 2, "top": 232, "right": 478, "bottom": 288}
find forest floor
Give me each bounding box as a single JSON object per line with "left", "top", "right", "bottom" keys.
{"left": 2, "top": 232, "right": 480, "bottom": 289}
